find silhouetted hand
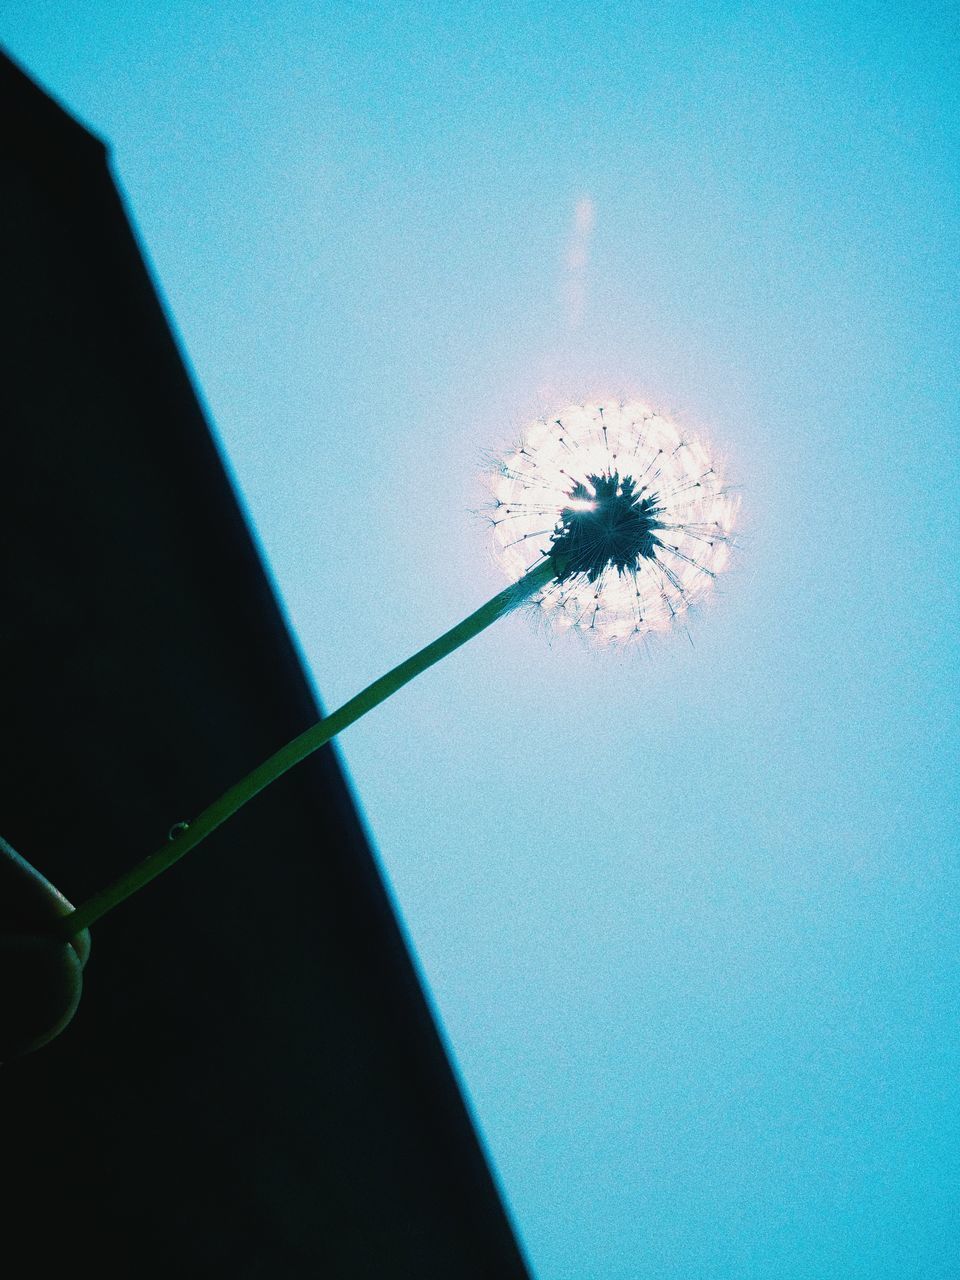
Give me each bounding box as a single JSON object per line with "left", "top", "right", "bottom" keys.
{"left": 0, "top": 836, "right": 90, "bottom": 1061}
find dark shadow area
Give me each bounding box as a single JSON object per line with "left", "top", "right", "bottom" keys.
{"left": 0, "top": 50, "right": 531, "bottom": 1279}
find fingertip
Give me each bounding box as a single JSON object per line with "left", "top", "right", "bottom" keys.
{"left": 0, "top": 934, "right": 85, "bottom": 1060}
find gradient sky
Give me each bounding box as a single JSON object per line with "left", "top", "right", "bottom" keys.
{"left": 4, "top": 3, "right": 959, "bottom": 1276}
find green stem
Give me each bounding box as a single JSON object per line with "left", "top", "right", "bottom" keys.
{"left": 54, "top": 558, "right": 556, "bottom": 939}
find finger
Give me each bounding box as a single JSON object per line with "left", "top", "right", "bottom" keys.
{"left": 0, "top": 933, "right": 85, "bottom": 1061}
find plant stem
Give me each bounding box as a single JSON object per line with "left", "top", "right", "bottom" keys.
{"left": 54, "top": 558, "right": 556, "bottom": 939}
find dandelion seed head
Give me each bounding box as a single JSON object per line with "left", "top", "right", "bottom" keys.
{"left": 490, "top": 401, "right": 739, "bottom": 642}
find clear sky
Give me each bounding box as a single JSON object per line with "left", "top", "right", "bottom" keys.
{"left": 4, "top": 3, "right": 959, "bottom": 1275}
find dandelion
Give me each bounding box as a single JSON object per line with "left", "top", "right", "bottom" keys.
{"left": 45, "top": 397, "right": 738, "bottom": 971}
{"left": 491, "top": 401, "right": 738, "bottom": 641}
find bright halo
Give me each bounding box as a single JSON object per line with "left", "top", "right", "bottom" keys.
{"left": 490, "top": 401, "right": 739, "bottom": 642}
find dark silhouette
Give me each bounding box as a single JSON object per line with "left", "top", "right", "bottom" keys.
{"left": 1, "top": 49, "right": 531, "bottom": 1278}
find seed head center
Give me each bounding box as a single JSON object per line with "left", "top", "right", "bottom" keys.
{"left": 550, "top": 471, "right": 663, "bottom": 583}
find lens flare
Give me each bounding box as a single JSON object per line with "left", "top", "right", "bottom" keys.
{"left": 490, "top": 401, "right": 739, "bottom": 641}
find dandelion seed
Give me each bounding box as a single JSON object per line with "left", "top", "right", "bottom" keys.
{"left": 491, "top": 401, "right": 738, "bottom": 641}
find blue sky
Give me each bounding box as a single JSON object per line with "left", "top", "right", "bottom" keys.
{"left": 4, "top": 3, "right": 959, "bottom": 1275}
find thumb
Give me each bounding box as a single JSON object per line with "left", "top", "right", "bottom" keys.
{"left": 0, "top": 836, "right": 91, "bottom": 1061}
